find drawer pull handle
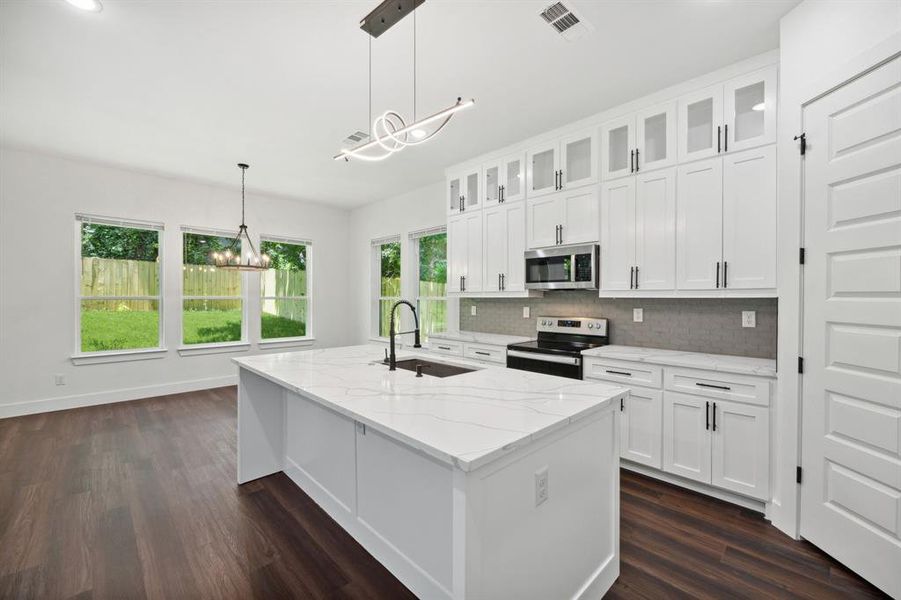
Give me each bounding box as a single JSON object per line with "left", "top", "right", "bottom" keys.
{"left": 437, "top": 346, "right": 452, "bottom": 351}
{"left": 696, "top": 382, "right": 731, "bottom": 391}
{"left": 474, "top": 351, "right": 491, "bottom": 356}
{"left": 605, "top": 369, "right": 632, "bottom": 377}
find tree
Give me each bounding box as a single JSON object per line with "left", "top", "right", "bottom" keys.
{"left": 81, "top": 223, "right": 159, "bottom": 261}
{"left": 418, "top": 233, "right": 447, "bottom": 283}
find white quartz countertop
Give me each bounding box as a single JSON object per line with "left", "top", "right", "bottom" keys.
{"left": 581, "top": 345, "right": 777, "bottom": 378}
{"left": 428, "top": 330, "right": 532, "bottom": 346}
{"left": 234, "top": 345, "right": 627, "bottom": 472}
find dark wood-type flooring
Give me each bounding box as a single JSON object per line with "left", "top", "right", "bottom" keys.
{"left": 0, "top": 387, "right": 888, "bottom": 599}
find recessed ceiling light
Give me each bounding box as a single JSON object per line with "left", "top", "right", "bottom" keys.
{"left": 752, "top": 102, "right": 765, "bottom": 111}
{"left": 65, "top": 0, "right": 102, "bottom": 12}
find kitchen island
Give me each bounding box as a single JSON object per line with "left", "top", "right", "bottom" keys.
{"left": 234, "top": 345, "right": 628, "bottom": 600}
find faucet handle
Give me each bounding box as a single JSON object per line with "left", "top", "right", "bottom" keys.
{"left": 384, "top": 348, "right": 388, "bottom": 363}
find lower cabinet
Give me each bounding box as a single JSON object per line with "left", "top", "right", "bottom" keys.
{"left": 619, "top": 386, "right": 663, "bottom": 469}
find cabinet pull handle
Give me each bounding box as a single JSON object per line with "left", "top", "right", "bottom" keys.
{"left": 724, "top": 124, "right": 728, "bottom": 152}
{"left": 558, "top": 224, "right": 563, "bottom": 244}
{"left": 630, "top": 149, "right": 634, "bottom": 173}
{"left": 620, "top": 397, "right": 624, "bottom": 412}
{"left": 723, "top": 261, "right": 728, "bottom": 288}
{"left": 498, "top": 273, "right": 502, "bottom": 290}
{"left": 475, "top": 351, "right": 490, "bottom": 356}
{"left": 500, "top": 185, "right": 504, "bottom": 203}
{"left": 501, "top": 273, "right": 506, "bottom": 290}
{"left": 712, "top": 402, "right": 717, "bottom": 431}
{"left": 559, "top": 169, "right": 564, "bottom": 189}
{"left": 630, "top": 266, "right": 634, "bottom": 289}
{"left": 634, "top": 265, "right": 639, "bottom": 289}
{"left": 716, "top": 261, "right": 720, "bottom": 288}
{"left": 635, "top": 148, "right": 640, "bottom": 172}
{"left": 461, "top": 275, "right": 466, "bottom": 292}
{"left": 437, "top": 345, "right": 451, "bottom": 350}
{"left": 696, "top": 382, "right": 731, "bottom": 391}
{"left": 717, "top": 126, "right": 721, "bottom": 153}
{"left": 706, "top": 401, "right": 710, "bottom": 430}
{"left": 605, "top": 369, "right": 632, "bottom": 376}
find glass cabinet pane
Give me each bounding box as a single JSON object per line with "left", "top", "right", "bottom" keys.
{"left": 448, "top": 177, "right": 460, "bottom": 211}
{"left": 734, "top": 81, "right": 765, "bottom": 143}
{"left": 643, "top": 112, "right": 667, "bottom": 163}
{"left": 485, "top": 166, "right": 499, "bottom": 203}
{"left": 687, "top": 98, "right": 713, "bottom": 153}
{"left": 465, "top": 172, "right": 479, "bottom": 208}
{"left": 506, "top": 159, "right": 522, "bottom": 197}
{"left": 532, "top": 148, "right": 555, "bottom": 191}
{"left": 608, "top": 125, "right": 629, "bottom": 173}
{"left": 565, "top": 137, "right": 592, "bottom": 183}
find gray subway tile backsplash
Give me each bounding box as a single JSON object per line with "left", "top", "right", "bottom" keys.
{"left": 459, "top": 292, "right": 777, "bottom": 359}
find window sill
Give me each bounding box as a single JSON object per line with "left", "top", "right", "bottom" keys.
{"left": 258, "top": 337, "right": 316, "bottom": 350}
{"left": 177, "top": 342, "right": 251, "bottom": 357}
{"left": 71, "top": 348, "right": 168, "bottom": 366}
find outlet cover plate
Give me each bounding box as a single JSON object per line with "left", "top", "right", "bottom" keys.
{"left": 633, "top": 308, "right": 643, "bottom": 323}
{"left": 742, "top": 311, "right": 756, "bottom": 328}
{"left": 470, "top": 305, "right": 477, "bottom": 316}
{"left": 535, "top": 467, "right": 549, "bottom": 506}
{"left": 522, "top": 306, "right": 530, "bottom": 318}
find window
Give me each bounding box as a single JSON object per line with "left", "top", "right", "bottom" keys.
{"left": 373, "top": 237, "right": 401, "bottom": 338}
{"left": 413, "top": 230, "right": 447, "bottom": 341}
{"left": 182, "top": 230, "right": 244, "bottom": 345}
{"left": 260, "top": 238, "right": 310, "bottom": 340}
{"left": 77, "top": 216, "right": 162, "bottom": 353}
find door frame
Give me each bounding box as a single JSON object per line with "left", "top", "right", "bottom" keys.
{"left": 774, "top": 31, "right": 901, "bottom": 541}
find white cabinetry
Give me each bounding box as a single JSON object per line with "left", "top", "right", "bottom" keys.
{"left": 662, "top": 391, "right": 712, "bottom": 483}
{"left": 483, "top": 203, "right": 526, "bottom": 292}
{"left": 448, "top": 211, "right": 483, "bottom": 293}
{"left": 526, "top": 128, "right": 598, "bottom": 198}
{"left": 448, "top": 167, "right": 482, "bottom": 215}
{"left": 527, "top": 188, "right": 598, "bottom": 249}
{"left": 483, "top": 153, "right": 526, "bottom": 207}
{"left": 621, "top": 387, "right": 664, "bottom": 469}
{"left": 601, "top": 101, "right": 677, "bottom": 180}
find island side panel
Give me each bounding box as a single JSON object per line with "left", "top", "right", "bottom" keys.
{"left": 237, "top": 368, "right": 286, "bottom": 484}
{"left": 457, "top": 404, "right": 620, "bottom": 600}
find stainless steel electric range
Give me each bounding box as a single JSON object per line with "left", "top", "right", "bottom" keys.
{"left": 506, "top": 317, "right": 609, "bottom": 379}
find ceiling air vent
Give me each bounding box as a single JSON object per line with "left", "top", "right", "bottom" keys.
{"left": 539, "top": 2, "right": 593, "bottom": 42}
{"left": 343, "top": 130, "right": 370, "bottom": 146}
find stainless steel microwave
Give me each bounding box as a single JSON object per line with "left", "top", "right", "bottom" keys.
{"left": 524, "top": 244, "right": 599, "bottom": 290}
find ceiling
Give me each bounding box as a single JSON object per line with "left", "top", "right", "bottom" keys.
{"left": 0, "top": 0, "right": 799, "bottom": 209}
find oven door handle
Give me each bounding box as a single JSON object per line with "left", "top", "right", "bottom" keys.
{"left": 507, "top": 350, "right": 581, "bottom": 366}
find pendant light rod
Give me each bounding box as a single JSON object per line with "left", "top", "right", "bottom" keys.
{"left": 238, "top": 162, "right": 248, "bottom": 226}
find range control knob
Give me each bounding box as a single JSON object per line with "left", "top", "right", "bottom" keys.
{"left": 587, "top": 323, "right": 594, "bottom": 329}
{"left": 594, "top": 322, "right": 603, "bottom": 330}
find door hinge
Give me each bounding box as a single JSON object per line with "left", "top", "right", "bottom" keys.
{"left": 798, "top": 356, "right": 804, "bottom": 374}
{"left": 794, "top": 133, "right": 807, "bottom": 156}
{"left": 796, "top": 466, "right": 803, "bottom": 484}
{"left": 799, "top": 247, "right": 805, "bottom": 265}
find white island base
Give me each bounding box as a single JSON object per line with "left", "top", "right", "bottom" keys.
{"left": 236, "top": 347, "right": 622, "bottom": 600}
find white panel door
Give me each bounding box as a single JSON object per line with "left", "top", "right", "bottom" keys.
{"left": 601, "top": 114, "right": 636, "bottom": 180}
{"left": 600, "top": 177, "right": 636, "bottom": 291}
{"left": 447, "top": 173, "right": 463, "bottom": 215}
{"left": 711, "top": 399, "right": 769, "bottom": 500}
{"left": 722, "top": 146, "right": 777, "bottom": 290}
{"left": 636, "top": 101, "right": 677, "bottom": 172}
{"left": 463, "top": 211, "right": 483, "bottom": 293}
{"left": 527, "top": 195, "right": 563, "bottom": 249}
{"left": 560, "top": 188, "right": 599, "bottom": 245}
{"left": 527, "top": 142, "right": 560, "bottom": 198}
{"left": 560, "top": 128, "right": 598, "bottom": 190}
{"left": 482, "top": 161, "right": 502, "bottom": 208}
{"left": 676, "top": 157, "right": 723, "bottom": 290}
{"left": 677, "top": 84, "right": 724, "bottom": 163}
{"left": 483, "top": 206, "right": 506, "bottom": 292}
{"left": 621, "top": 387, "right": 663, "bottom": 469}
{"left": 447, "top": 213, "right": 466, "bottom": 293}
{"left": 724, "top": 65, "right": 778, "bottom": 153}
{"left": 501, "top": 153, "right": 526, "bottom": 204}
{"left": 462, "top": 167, "right": 481, "bottom": 212}
{"left": 800, "top": 54, "right": 901, "bottom": 599}
{"left": 663, "top": 392, "right": 711, "bottom": 484}
{"left": 503, "top": 203, "right": 526, "bottom": 291}
{"left": 635, "top": 168, "right": 676, "bottom": 290}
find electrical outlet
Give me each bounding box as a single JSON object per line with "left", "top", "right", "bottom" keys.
{"left": 522, "top": 306, "right": 530, "bottom": 319}
{"left": 742, "top": 311, "right": 756, "bottom": 328}
{"left": 470, "top": 305, "right": 477, "bottom": 316}
{"left": 54, "top": 374, "right": 66, "bottom": 386}
{"left": 535, "top": 467, "right": 549, "bottom": 506}
{"left": 633, "top": 308, "right": 644, "bottom": 323}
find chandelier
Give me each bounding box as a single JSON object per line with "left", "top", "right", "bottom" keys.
{"left": 334, "top": 0, "right": 474, "bottom": 162}
{"left": 211, "top": 163, "right": 270, "bottom": 271}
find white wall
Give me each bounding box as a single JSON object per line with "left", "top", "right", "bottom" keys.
{"left": 772, "top": 0, "right": 901, "bottom": 536}
{"left": 346, "top": 181, "right": 453, "bottom": 344}
{"left": 0, "top": 146, "right": 351, "bottom": 417}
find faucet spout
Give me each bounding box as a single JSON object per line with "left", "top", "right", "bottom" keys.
{"left": 388, "top": 300, "right": 421, "bottom": 371}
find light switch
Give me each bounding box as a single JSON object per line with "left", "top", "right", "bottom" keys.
{"left": 470, "top": 305, "right": 477, "bottom": 316}
{"left": 742, "top": 311, "right": 756, "bottom": 328}
{"left": 522, "top": 306, "right": 530, "bottom": 318}
{"left": 633, "top": 308, "right": 643, "bottom": 323}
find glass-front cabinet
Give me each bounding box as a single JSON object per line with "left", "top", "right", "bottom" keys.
{"left": 601, "top": 116, "right": 635, "bottom": 180}
{"left": 636, "top": 101, "right": 676, "bottom": 172}
{"left": 526, "top": 142, "right": 559, "bottom": 198}
{"left": 724, "top": 66, "right": 777, "bottom": 153}
{"left": 447, "top": 173, "right": 462, "bottom": 215}
{"left": 462, "top": 167, "right": 481, "bottom": 212}
{"left": 527, "top": 127, "right": 597, "bottom": 198}
{"left": 483, "top": 153, "right": 526, "bottom": 208}
{"left": 678, "top": 85, "right": 723, "bottom": 163}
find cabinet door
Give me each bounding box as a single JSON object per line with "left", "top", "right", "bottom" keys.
{"left": 635, "top": 168, "right": 676, "bottom": 290}
{"left": 636, "top": 101, "right": 677, "bottom": 172}
{"left": 463, "top": 211, "right": 483, "bottom": 292}
{"left": 447, "top": 214, "right": 466, "bottom": 292}
{"left": 462, "top": 168, "right": 481, "bottom": 212}
{"left": 601, "top": 115, "right": 635, "bottom": 180}
{"left": 677, "top": 84, "right": 724, "bottom": 163}
{"left": 663, "top": 391, "right": 712, "bottom": 484}
{"left": 483, "top": 161, "right": 501, "bottom": 208}
{"left": 482, "top": 206, "right": 507, "bottom": 292}
{"left": 503, "top": 203, "right": 526, "bottom": 291}
{"left": 620, "top": 387, "right": 663, "bottom": 469}
{"left": 527, "top": 142, "right": 559, "bottom": 198}
{"left": 560, "top": 129, "right": 598, "bottom": 189}
{"left": 527, "top": 195, "right": 563, "bottom": 249}
{"left": 561, "top": 188, "right": 599, "bottom": 245}
{"left": 724, "top": 65, "right": 777, "bottom": 153}
{"left": 501, "top": 153, "right": 526, "bottom": 203}
{"left": 711, "top": 399, "right": 769, "bottom": 500}
{"left": 676, "top": 157, "right": 723, "bottom": 290}
{"left": 447, "top": 174, "right": 462, "bottom": 215}
{"left": 722, "top": 146, "right": 777, "bottom": 290}
{"left": 600, "top": 177, "right": 636, "bottom": 291}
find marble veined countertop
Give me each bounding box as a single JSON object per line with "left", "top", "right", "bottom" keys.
{"left": 234, "top": 344, "right": 627, "bottom": 472}
{"left": 428, "top": 330, "right": 532, "bottom": 346}
{"left": 581, "top": 344, "right": 777, "bottom": 378}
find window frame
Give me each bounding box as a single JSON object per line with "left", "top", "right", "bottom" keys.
{"left": 179, "top": 226, "right": 248, "bottom": 352}
{"left": 72, "top": 214, "right": 166, "bottom": 363}
{"left": 258, "top": 235, "right": 314, "bottom": 344}
{"left": 410, "top": 227, "right": 448, "bottom": 343}
{"left": 371, "top": 236, "right": 402, "bottom": 340}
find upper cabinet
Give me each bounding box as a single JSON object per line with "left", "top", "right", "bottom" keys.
{"left": 483, "top": 153, "right": 526, "bottom": 208}
{"left": 527, "top": 187, "right": 599, "bottom": 249}
{"left": 446, "top": 173, "right": 462, "bottom": 214}
{"left": 677, "top": 65, "right": 777, "bottom": 163}
{"left": 601, "top": 101, "right": 677, "bottom": 181}
{"left": 527, "top": 128, "right": 598, "bottom": 198}
{"left": 448, "top": 166, "right": 482, "bottom": 215}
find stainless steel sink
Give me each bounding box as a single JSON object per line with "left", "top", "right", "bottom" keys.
{"left": 388, "top": 358, "right": 476, "bottom": 378}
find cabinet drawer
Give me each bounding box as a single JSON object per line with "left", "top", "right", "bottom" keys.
{"left": 583, "top": 358, "right": 662, "bottom": 389}
{"left": 665, "top": 368, "right": 770, "bottom": 407}
{"left": 464, "top": 343, "right": 506, "bottom": 364}
{"left": 430, "top": 340, "right": 464, "bottom": 357}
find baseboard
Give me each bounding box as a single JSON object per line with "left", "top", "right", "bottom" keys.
{"left": 574, "top": 553, "right": 619, "bottom": 600}
{"left": 0, "top": 375, "right": 238, "bottom": 419}
{"left": 621, "top": 461, "right": 767, "bottom": 514}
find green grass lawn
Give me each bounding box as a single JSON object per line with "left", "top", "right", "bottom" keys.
{"left": 80, "top": 309, "right": 305, "bottom": 352}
